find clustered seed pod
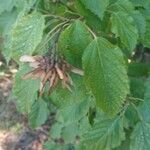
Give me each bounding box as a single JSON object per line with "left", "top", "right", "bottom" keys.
{"left": 20, "top": 55, "right": 84, "bottom": 96}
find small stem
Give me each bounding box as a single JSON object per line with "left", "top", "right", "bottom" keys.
{"left": 130, "top": 102, "right": 143, "bottom": 121}
{"left": 44, "top": 14, "right": 69, "bottom": 21}
{"left": 47, "top": 21, "right": 69, "bottom": 37}
{"left": 129, "top": 96, "right": 144, "bottom": 102}
{"left": 85, "top": 24, "right": 97, "bottom": 39}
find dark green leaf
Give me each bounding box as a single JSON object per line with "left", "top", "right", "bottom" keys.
{"left": 128, "top": 63, "right": 150, "bottom": 77}
{"left": 82, "top": 37, "right": 129, "bottom": 115}
{"left": 130, "top": 78, "right": 145, "bottom": 99}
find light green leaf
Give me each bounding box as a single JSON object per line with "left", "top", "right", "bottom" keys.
{"left": 82, "top": 116, "right": 125, "bottom": 150}
{"left": 50, "top": 74, "right": 89, "bottom": 107}
{"left": 142, "top": 20, "right": 150, "bottom": 48}
{"left": 13, "top": 64, "right": 40, "bottom": 114}
{"left": 80, "top": 0, "right": 109, "bottom": 19}
{"left": 10, "top": 11, "right": 45, "bottom": 60}
{"left": 110, "top": 0, "right": 134, "bottom": 13}
{"left": 125, "top": 105, "right": 139, "bottom": 127}
{"left": 138, "top": 78, "right": 150, "bottom": 123}
{"left": 29, "top": 98, "right": 49, "bottom": 128}
{"left": 50, "top": 122, "right": 63, "bottom": 139}
{"left": 44, "top": 141, "right": 66, "bottom": 150}
{"left": 0, "top": 0, "right": 14, "bottom": 14}
{"left": 130, "top": 0, "right": 150, "bottom": 8}
{"left": 61, "top": 122, "right": 79, "bottom": 143}
{"left": 56, "top": 98, "right": 90, "bottom": 124}
{"left": 0, "top": 9, "right": 17, "bottom": 36}
{"left": 114, "top": 135, "right": 130, "bottom": 150}
{"left": 75, "top": 0, "right": 102, "bottom": 32}
{"left": 111, "top": 11, "right": 138, "bottom": 52}
{"left": 82, "top": 37, "right": 129, "bottom": 115}
{"left": 130, "top": 78, "right": 144, "bottom": 99}
{"left": 131, "top": 11, "right": 146, "bottom": 38}
{"left": 59, "top": 20, "right": 92, "bottom": 67}
{"left": 130, "top": 122, "right": 150, "bottom": 150}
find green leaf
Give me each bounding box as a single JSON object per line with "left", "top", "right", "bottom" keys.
{"left": 80, "top": 0, "right": 109, "bottom": 19}
{"left": 0, "top": 0, "right": 14, "bottom": 14}
{"left": 75, "top": 0, "right": 102, "bottom": 32}
{"left": 130, "top": 122, "right": 150, "bottom": 150}
{"left": 138, "top": 78, "right": 150, "bottom": 123}
{"left": 131, "top": 11, "right": 146, "bottom": 38}
{"left": 13, "top": 64, "right": 40, "bottom": 114}
{"left": 128, "top": 63, "right": 150, "bottom": 77}
{"left": 82, "top": 37, "right": 129, "bottom": 115}
{"left": 125, "top": 105, "right": 139, "bottom": 127}
{"left": 82, "top": 116, "right": 125, "bottom": 150}
{"left": 130, "top": 78, "right": 145, "bottom": 99}
{"left": 44, "top": 141, "right": 66, "bottom": 150}
{"left": 0, "top": 9, "right": 18, "bottom": 36}
{"left": 142, "top": 20, "right": 150, "bottom": 48}
{"left": 111, "top": 11, "right": 138, "bottom": 52}
{"left": 9, "top": 11, "right": 45, "bottom": 60}
{"left": 114, "top": 128, "right": 131, "bottom": 150}
{"left": 61, "top": 122, "right": 79, "bottom": 143}
{"left": 50, "top": 74, "right": 89, "bottom": 107}
{"left": 110, "top": 0, "right": 134, "bottom": 13}
{"left": 56, "top": 98, "right": 90, "bottom": 124}
{"left": 130, "top": 0, "right": 150, "bottom": 8}
{"left": 59, "top": 20, "right": 92, "bottom": 68}
{"left": 50, "top": 122, "right": 63, "bottom": 139}
{"left": 29, "top": 98, "right": 49, "bottom": 128}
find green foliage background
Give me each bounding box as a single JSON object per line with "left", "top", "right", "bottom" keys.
{"left": 0, "top": 0, "right": 150, "bottom": 149}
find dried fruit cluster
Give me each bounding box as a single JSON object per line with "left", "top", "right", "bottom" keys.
{"left": 20, "top": 55, "right": 83, "bottom": 96}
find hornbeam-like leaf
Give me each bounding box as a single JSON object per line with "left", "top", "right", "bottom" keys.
{"left": 111, "top": 11, "right": 138, "bottom": 52}
{"left": 142, "top": 20, "right": 150, "bottom": 48}
{"left": 0, "top": 0, "right": 14, "bottom": 14}
{"left": 80, "top": 0, "right": 109, "bottom": 19}
{"left": 82, "top": 37, "right": 129, "bottom": 115}
{"left": 82, "top": 116, "right": 125, "bottom": 150}
{"left": 130, "top": 122, "right": 150, "bottom": 150}
{"left": 59, "top": 20, "right": 92, "bottom": 67}
{"left": 13, "top": 65, "right": 40, "bottom": 114}
{"left": 10, "top": 11, "right": 45, "bottom": 60}
{"left": 138, "top": 78, "right": 150, "bottom": 123}
{"left": 29, "top": 98, "right": 49, "bottom": 128}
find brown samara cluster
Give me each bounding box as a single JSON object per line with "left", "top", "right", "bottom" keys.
{"left": 20, "top": 55, "right": 83, "bottom": 96}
